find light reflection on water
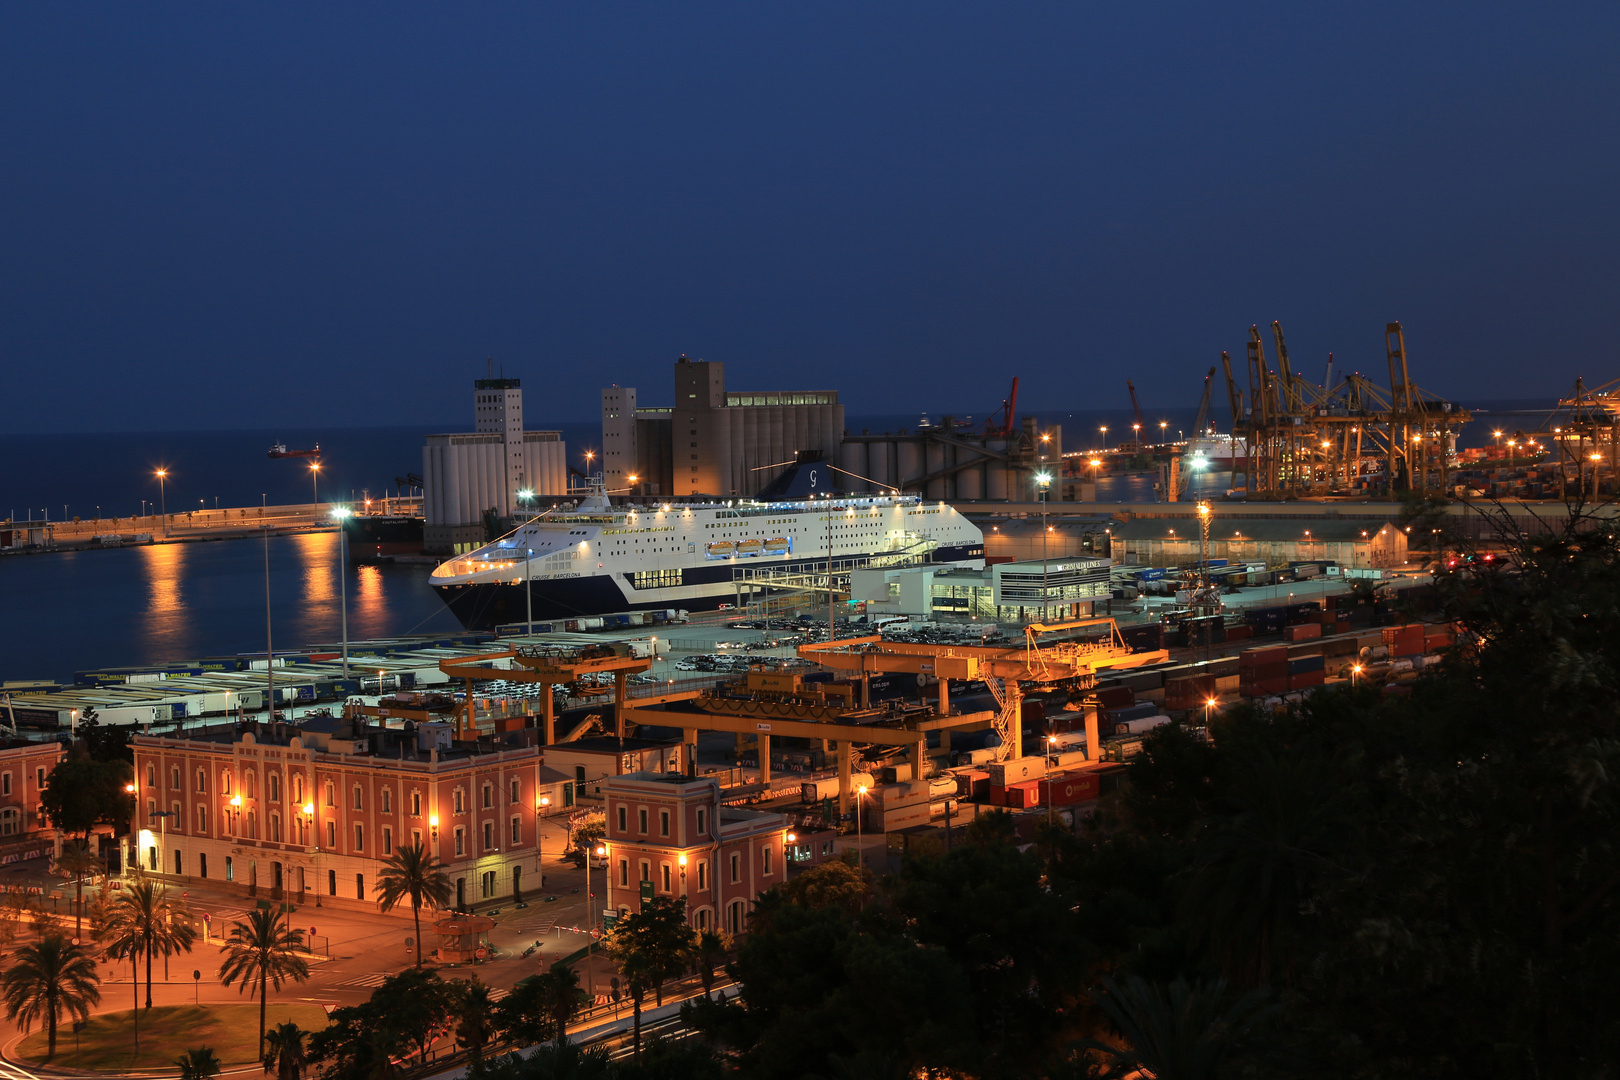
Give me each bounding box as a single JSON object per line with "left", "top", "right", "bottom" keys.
{"left": 0, "top": 533, "right": 462, "bottom": 684}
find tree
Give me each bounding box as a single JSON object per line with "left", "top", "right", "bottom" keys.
{"left": 1078, "top": 975, "right": 1275, "bottom": 1080}
{"left": 603, "top": 896, "right": 697, "bottom": 1056}
{"left": 566, "top": 815, "right": 607, "bottom": 870}
{"left": 774, "top": 857, "right": 870, "bottom": 915}
{"left": 55, "top": 839, "right": 102, "bottom": 943}
{"left": 262, "top": 1021, "right": 308, "bottom": 1080}
{"left": 97, "top": 881, "right": 196, "bottom": 1011}
{"left": 176, "top": 1046, "right": 223, "bottom": 1080}
{"left": 477, "top": 1039, "right": 615, "bottom": 1080}
{"left": 0, "top": 934, "right": 101, "bottom": 1060}
{"left": 685, "top": 929, "right": 730, "bottom": 1002}
{"left": 40, "top": 758, "right": 132, "bottom": 840}
{"left": 452, "top": 977, "right": 496, "bottom": 1069}
{"left": 218, "top": 909, "right": 310, "bottom": 1053}
{"left": 375, "top": 841, "right": 452, "bottom": 968}
{"left": 367, "top": 968, "right": 456, "bottom": 1066}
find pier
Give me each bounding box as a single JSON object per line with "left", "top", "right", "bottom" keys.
{"left": 0, "top": 497, "right": 421, "bottom": 554}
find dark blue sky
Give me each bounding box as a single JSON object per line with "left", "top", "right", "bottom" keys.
{"left": 4, "top": 4, "right": 1617, "bottom": 434}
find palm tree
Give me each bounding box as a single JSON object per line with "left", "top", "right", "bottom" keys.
{"left": 375, "top": 841, "right": 452, "bottom": 969}
{"left": 687, "top": 929, "right": 729, "bottom": 1001}
{"left": 98, "top": 881, "right": 197, "bottom": 1010}
{"left": 534, "top": 966, "right": 584, "bottom": 1045}
{"left": 176, "top": 1046, "right": 223, "bottom": 1080}
{"left": 55, "top": 840, "right": 102, "bottom": 943}
{"left": 453, "top": 978, "right": 495, "bottom": 1068}
{"left": 1081, "top": 975, "right": 1276, "bottom": 1080}
{"left": 262, "top": 1021, "right": 308, "bottom": 1080}
{"left": 94, "top": 899, "right": 144, "bottom": 1048}
{"left": 0, "top": 934, "right": 102, "bottom": 1060}
{"left": 219, "top": 909, "right": 311, "bottom": 1053}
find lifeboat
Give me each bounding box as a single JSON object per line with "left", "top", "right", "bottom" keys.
{"left": 736, "top": 539, "right": 763, "bottom": 556}
{"left": 764, "top": 537, "right": 790, "bottom": 554}
{"left": 706, "top": 541, "right": 736, "bottom": 558}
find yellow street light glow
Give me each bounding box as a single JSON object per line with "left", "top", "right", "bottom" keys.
{"left": 594, "top": 845, "right": 606, "bottom": 857}
{"left": 302, "top": 802, "right": 314, "bottom": 815}
{"left": 230, "top": 795, "right": 242, "bottom": 807}
{"left": 428, "top": 813, "right": 440, "bottom": 828}
{"left": 678, "top": 853, "right": 688, "bottom": 867}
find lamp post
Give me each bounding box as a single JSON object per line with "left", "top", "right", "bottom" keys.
{"left": 309, "top": 461, "right": 321, "bottom": 512}
{"left": 854, "top": 783, "right": 869, "bottom": 873}
{"left": 537, "top": 795, "right": 550, "bottom": 888}
{"left": 330, "top": 508, "right": 351, "bottom": 676}
{"left": 518, "top": 489, "right": 535, "bottom": 635}
{"left": 1035, "top": 472, "right": 1052, "bottom": 621}
{"left": 1159, "top": 420, "right": 1168, "bottom": 444}
{"left": 155, "top": 469, "right": 168, "bottom": 539}
{"left": 589, "top": 843, "right": 606, "bottom": 1000}
{"left": 1099, "top": 425, "right": 1108, "bottom": 449}
{"left": 304, "top": 802, "right": 320, "bottom": 906}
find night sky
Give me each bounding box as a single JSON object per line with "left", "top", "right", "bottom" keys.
{"left": 4, "top": 4, "right": 1618, "bottom": 434}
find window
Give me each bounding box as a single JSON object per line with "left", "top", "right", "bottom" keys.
{"left": 1, "top": 773, "right": 9, "bottom": 797}
{"left": 660, "top": 810, "right": 670, "bottom": 837}
{"left": 617, "top": 806, "right": 627, "bottom": 832}
{"left": 661, "top": 864, "right": 672, "bottom": 892}
{"left": 269, "top": 773, "right": 280, "bottom": 802}
{"left": 196, "top": 769, "right": 207, "bottom": 793}
{"left": 292, "top": 775, "right": 302, "bottom": 802}
{"left": 483, "top": 822, "right": 494, "bottom": 850}
{"left": 763, "top": 846, "right": 773, "bottom": 876}
{"left": 197, "top": 806, "right": 208, "bottom": 833}
{"left": 697, "top": 861, "right": 707, "bottom": 890}
{"left": 222, "top": 772, "right": 231, "bottom": 794}
{"left": 171, "top": 766, "right": 180, "bottom": 790}
{"left": 325, "top": 782, "right": 335, "bottom": 808}
{"left": 509, "top": 779, "right": 520, "bottom": 803}
{"left": 454, "top": 828, "right": 465, "bottom": 856}
{"left": 454, "top": 789, "right": 465, "bottom": 814}
{"left": 510, "top": 817, "right": 521, "bottom": 845}
{"left": 248, "top": 772, "right": 257, "bottom": 798}
{"left": 696, "top": 808, "right": 707, "bottom": 836}
{"left": 0, "top": 808, "right": 19, "bottom": 837}
{"left": 353, "top": 786, "right": 364, "bottom": 811}
{"left": 270, "top": 814, "right": 281, "bottom": 843}
{"left": 640, "top": 860, "right": 651, "bottom": 883}
{"left": 383, "top": 827, "right": 393, "bottom": 856}
{"left": 147, "top": 764, "right": 156, "bottom": 787}
{"left": 730, "top": 853, "right": 740, "bottom": 883}
{"left": 412, "top": 829, "right": 422, "bottom": 848}
{"left": 619, "top": 859, "right": 629, "bottom": 886}
{"left": 147, "top": 799, "right": 156, "bottom": 823}
{"left": 356, "top": 874, "right": 365, "bottom": 901}
{"left": 381, "top": 788, "right": 392, "bottom": 814}
{"left": 247, "top": 812, "right": 258, "bottom": 839}
{"left": 354, "top": 824, "right": 364, "bottom": 851}
{"left": 326, "top": 821, "right": 336, "bottom": 848}
{"left": 411, "top": 791, "right": 422, "bottom": 816}
{"left": 226, "top": 856, "right": 233, "bottom": 882}
{"left": 482, "top": 784, "right": 493, "bottom": 809}
{"left": 199, "top": 852, "right": 208, "bottom": 878}
{"left": 328, "top": 869, "right": 336, "bottom": 895}
{"left": 638, "top": 808, "right": 648, "bottom": 833}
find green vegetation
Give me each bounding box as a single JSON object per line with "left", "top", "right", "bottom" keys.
{"left": 218, "top": 908, "right": 311, "bottom": 1052}
{"left": 0, "top": 934, "right": 101, "bottom": 1060}
{"left": 14, "top": 1003, "right": 328, "bottom": 1071}
{"left": 374, "top": 840, "right": 453, "bottom": 968}
{"left": 39, "top": 756, "right": 132, "bottom": 839}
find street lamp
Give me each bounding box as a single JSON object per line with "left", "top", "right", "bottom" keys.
{"left": 330, "top": 508, "right": 351, "bottom": 676}
{"left": 303, "top": 801, "right": 320, "bottom": 906}
{"left": 1351, "top": 664, "right": 1362, "bottom": 688}
{"left": 854, "top": 783, "right": 869, "bottom": 872}
{"left": 309, "top": 461, "right": 321, "bottom": 509}
{"left": 1159, "top": 420, "right": 1168, "bottom": 443}
{"left": 155, "top": 468, "right": 169, "bottom": 539}
{"left": 1035, "top": 472, "right": 1052, "bottom": 621}
{"left": 1099, "top": 425, "right": 1108, "bottom": 449}
{"left": 517, "top": 489, "right": 535, "bottom": 635}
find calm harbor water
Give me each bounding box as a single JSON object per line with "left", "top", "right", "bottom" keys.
{"left": 0, "top": 532, "right": 462, "bottom": 686}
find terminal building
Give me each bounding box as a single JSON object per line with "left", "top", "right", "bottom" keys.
{"left": 603, "top": 356, "right": 844, "bottom": 498}
{"left": 1106, "top": 518, "right": 1409, "bottom": 569}
{"left": 424, "top": 376, "right": 569, "bottom": 554}
{"left": 851, "top": 556, "right": 1112, "bottom": 622}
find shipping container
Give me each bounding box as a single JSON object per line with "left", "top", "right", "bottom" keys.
{"left": 988, "top": 757, "right": 1044, "bottom": 786}
{"left": 1117, "top": 715, "right": 1172, "bottom": 736}
{"left": 1240, "top": 677, "right": 1288, "bottom": 697}
{"left": 1240, "top": 661, "right": 1289, "bottom": 682}
{"left": 1040, "top": 771, "right": 1102, "bottom": 806}
{"left": 1239, "top": 645, "right": 1289, "bottom": 668}
{"left": 1095, "top": 685, "right": 1135, "bottom": 710}
{"left": 1287, "top": 654, "right": 1325, "bottom": 674}
{"left": 1287, "top": 670, "right": 1325, "bottom": 691}
{"left": 1284, "top": 623, "right": 1322, "bottom": 641}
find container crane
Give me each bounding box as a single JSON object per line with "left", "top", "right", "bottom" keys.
{"left": 1176, "top": 367, "right": 1217, "bottom": 499}
{"left": 1126, "top": 381, "right": 1146, "bottom": 451}
{"left": 985, "top": 377, "right": 1020, "bottom": 438}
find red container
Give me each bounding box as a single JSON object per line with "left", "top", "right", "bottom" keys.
{"left": 1240, "top": 661, "right": 1288, "bottom": 682}
{"left": 1040, "top": 771, "right": 1101, "bottom": 806}
{"left": 1319, "top": 610, "right": 1337, "bottom": 624}
{"left": 1225, "top": 624, "right": 1254, "bottom": 641}
{"left": 1424, "top": 634, "right": 1451, "bottom": 652}
{"left": 1005, "top": 779, "right": 1043, "bottom": 809}
{"left": 988, "top": 784, "right": 1007, "bottom": 807}
{"left": 1239, "top": 645, "right": 1289, "bottom": 668}
{"left": 1096, "top": 686, "right": 1135, "bottom": 710}
{"left": 1287, "top": 670, "right": 1325, "bottom": 691}
{"left": 1239, "top": 677, "right": 1288, "bottom": 697}
{"left": 1284, "top": 623, "right": 1322, "bottom": 641}
{"left": 1391, "top": 641, "right": 1422, "bottom": 658}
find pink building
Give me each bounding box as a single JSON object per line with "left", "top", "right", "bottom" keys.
{"left": 600, "top": 771, "right": 786, "bottom": 936}
{"left": 0, "top": 739, "right": 65, "bottom": 863}
{"left": 130, "top": 717, "right": 549, "bottom": 912}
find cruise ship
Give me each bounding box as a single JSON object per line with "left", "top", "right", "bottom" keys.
{"left": 430, "top": 489, "right": 985, "bottom": 630}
